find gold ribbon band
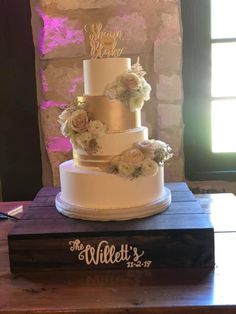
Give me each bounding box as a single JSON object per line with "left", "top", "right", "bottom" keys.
{"left": 78, "top": 154, "right": 114, "bottom": 161}
{"left": 74, "top": 159, "right": 110, "bottom": 168}
{"left": 73, "top": 150, "right": 113, "bottom": 168}
{"left": 74, "top": 155, "right": 111, "bottom": 168}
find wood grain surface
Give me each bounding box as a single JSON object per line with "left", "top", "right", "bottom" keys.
{"left": 0, "top": 191, "right": 236, "bottom": 313}
{"left": 8, "top": 184, "right": 214, "bottom": 271}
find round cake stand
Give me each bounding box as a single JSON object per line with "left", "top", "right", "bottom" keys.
{"left": 55, "top": 187, "right": 171, "bottom": 221}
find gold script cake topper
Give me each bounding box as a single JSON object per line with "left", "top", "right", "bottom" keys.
{"left": 84, "top": 23, "right": 124, "bottom": 59}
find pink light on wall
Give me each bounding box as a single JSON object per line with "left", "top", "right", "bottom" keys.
{"left": 46, "top": 136, "right": 72, "bottom": 152}
{"left": 41, "top": 69, "right": 48, "bottom": 92}
{"left": 41, "top": 100, "right": 67, "bottom": 110}
{"left": 39, "top": 13, "right": 84, "bottom": 55}
{"left": 120, "top": 14, "right": 130, "bottom": 22}
{"left": 69, "top": 75, "right": 83, "bottom": 95}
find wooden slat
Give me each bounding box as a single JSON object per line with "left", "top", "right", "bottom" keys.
{"left": 19, "top": 206, "right": 64, "bottom": 220}
{"left": 30, "top": 192, "right": 196, "bottom": 207}
{"left": 0, "top": 201, "right": 31, "bottom": 213}
{"left": 165, "top": 182, "right": 189, "bottom": 191}
{"left": 9, "top": 229, "right": 214, "bottom": 272}
{"left": 171, "top": 190, "right": 195, "bottom": 202}
{"left": 196, "top": 193, "right": 236, "bottom": 232}
{"left": 1, "top": 192, "right": 236, "bottom": 313}
{"left": 21, "top": 201, "right": 204, "bottom": 221}
{"left": 0, "top": 201, "right": 30, "bottom": 240}
{"left": 29, "top": 191, "right": 196, "bottom": 209}
{"left": 0, "top": 233, "right": 234, "bottom": 313}
{"left": 196, "top": 193, "right": 236, "bottom": 213}
{"left": 35, "top": 187, "right": 60, "bottom": 197}
{"left": 28, "top": 195, "right": 57, "bottom": 208}
{"left": 9, "top": 212, "right": 213, "bottom": 237}
{"left": 8, "top": 184, "right": 214, "bottom": 271}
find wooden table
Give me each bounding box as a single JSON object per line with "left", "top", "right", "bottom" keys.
{"left": 0, "top": 193, "right": 236, "bottom": 314}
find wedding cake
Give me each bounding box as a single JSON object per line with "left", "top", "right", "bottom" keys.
{"left": 55, "top": 25, "right": 172, "bottom": 221}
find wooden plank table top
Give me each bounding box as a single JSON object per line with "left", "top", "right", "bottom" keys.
{"left": 0, "top": 191, "right": 236, "bottom": 314}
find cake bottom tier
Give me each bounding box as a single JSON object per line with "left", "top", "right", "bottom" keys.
{"left": 57, "top": 160, "right": 170, "bottom": 218}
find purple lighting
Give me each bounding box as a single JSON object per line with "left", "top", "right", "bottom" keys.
{"left": 46, "top": 136, "right": 72, "bottom": 153}
{"left": 69, "top": 75, "right": 83, "bottom": 95}
{"left": 41, "top": 69, "right": 48, "bottom": 92}
{"left": 120, "top": 14, "right": 130, "bottom": 22}
{"left": 41, "top": 100, "right": 67, "bottom": 110}
{"left": 40, "top": 14, "right": 84, "bottom": 55}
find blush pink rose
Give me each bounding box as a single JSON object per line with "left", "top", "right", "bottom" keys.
{"left": 68, "top": 109, "right": 88, "bottom": 133}
{"left": 135, "top": 140, "right": 156, "bottom": 159}
{"left": 122, "top": 73, "right": 140, "bottom": 90}
{"left": 122, "top": 148, "right": 144, "bottom": 166}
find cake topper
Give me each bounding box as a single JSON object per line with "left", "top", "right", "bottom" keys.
{"left": 84, "top": 23, "right": 124, "bottom": 59}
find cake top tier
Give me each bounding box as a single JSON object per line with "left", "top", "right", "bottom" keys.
{"left": 83, "top": 58, "right": 131, "bottom": 96}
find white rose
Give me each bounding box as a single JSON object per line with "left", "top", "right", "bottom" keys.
{"left": 122, "top": 148, "right": 145, "bottom": 166}
{"left": 118, "top": 162, "right": 135, "bottom": 178}
{"left": 143, "top": 139, "right": 167, "bottom": 151}
{"left": 141, "top": 158, "right": 159, "bottom": 176}
{"left": 154, "top": 140, "right": 168, "bottom": 149}
{"left": 58, "top": 108, "right": 73, "bottom": 123}
{"left": 115, "top": 84, "right": 126, "bottom": 96}
{"left": 88, "top": 120, "right": 106, "bottom": 137}
{"left": 60, "top": 120, "right": 71, "bottom": 137}
{"left": 129, "top": 94, "right": 144, "bottom": 112}
{"left": 141, "top": 78, "right": 151, "bottom": 101}
{"left": 154, "top": 141, "right": 173, "bottom": 164}
{"left": 105, "top": 77, "right": 126, "bottom": 99}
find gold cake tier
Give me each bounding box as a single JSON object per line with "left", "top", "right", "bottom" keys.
{"left": 84, "top": 95, "right": 141, "bottom": 132}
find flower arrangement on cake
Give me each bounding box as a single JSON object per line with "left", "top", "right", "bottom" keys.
{"left": 58, "top": 98, "right": 106, "bottom": 154}
{"left": 105, "top": 59, "right": 151, "bottom": 112}
{"left": 109, "top": 140, "right": 173, "bottom": 179}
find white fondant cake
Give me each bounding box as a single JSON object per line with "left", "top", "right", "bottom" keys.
{"left": 56, "top": 57, "right": 172, "bottom": 221}
{"left": 75, "top": 127, "right": 148, "bottom": 157}
{"left": 83, "top": 58, "right": 131, "bottom": 95}
{"left": 59, "top": 160, "right": 164, "bottom": 210}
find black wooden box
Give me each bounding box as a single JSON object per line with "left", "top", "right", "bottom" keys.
{"left": 8, "top": 183, "right": 214, "bottom": 272}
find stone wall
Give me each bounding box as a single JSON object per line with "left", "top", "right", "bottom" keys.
{"left": 30, "top": 0, "right": 236, "bottom": 195}
{"left": 30, "top": 0, "right": 184, "bottom": 187}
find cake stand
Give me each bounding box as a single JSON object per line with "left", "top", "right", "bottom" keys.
{"left": 55, "top": 187, "right": 171, "bottom": 221}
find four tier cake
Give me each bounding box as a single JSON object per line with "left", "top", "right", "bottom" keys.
{"left": 55, "top": 25, "right": 173, "bottom": 221}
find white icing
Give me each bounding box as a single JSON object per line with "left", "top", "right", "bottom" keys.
{"left": 56, "top": 188, "right": 171, "bottom": 221}
{"left": 59, "top": 160, "right": 164, "bottom": 210}
{"left": 83, "top": 58, "right": 131, "bottom": 95}
{"left": 57, "top": 57, "right": 170, "bottom": 219}
{"left": 75, "top": 127, "right": 148, "bottom": 157}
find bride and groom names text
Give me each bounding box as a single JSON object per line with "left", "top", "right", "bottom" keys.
{"left": 85, "top": 23, "right": 124, "bottom": 58}
{"left": 68, "top": 239, "right": 152, "bottom": 269}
